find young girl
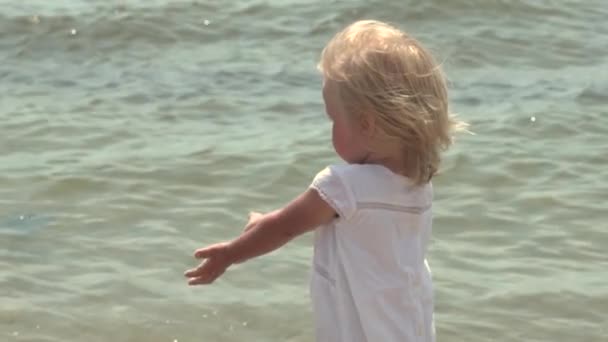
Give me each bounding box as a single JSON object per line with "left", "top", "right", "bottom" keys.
{"left": 185, "top": 20, "right": 465, "bottom": 342}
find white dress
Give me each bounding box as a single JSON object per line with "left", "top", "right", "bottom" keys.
{"left": 309, "top": 164, "right": 435, "bottom": 342}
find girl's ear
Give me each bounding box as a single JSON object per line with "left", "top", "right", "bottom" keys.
{"left": 359, "top": 113, "right": 376, "bottom": 139}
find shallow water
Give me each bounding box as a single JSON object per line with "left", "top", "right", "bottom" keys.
{"left": 1, "top": 0, "right": 607, "bottom": 341}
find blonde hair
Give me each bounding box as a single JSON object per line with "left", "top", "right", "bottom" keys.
{"left": 318, "top": 20, "right": 467, "bottom": 184}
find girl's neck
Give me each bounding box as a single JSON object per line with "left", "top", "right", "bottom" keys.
{"left": 360, "top": 152, "right": 406, "bottom": 177}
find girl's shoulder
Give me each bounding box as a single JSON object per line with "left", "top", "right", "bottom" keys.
{"left": 319, "top": 163, "right": 417, "bottom": 187}
{"left": 311, "top": 163, "right": 431, "bottom": 219}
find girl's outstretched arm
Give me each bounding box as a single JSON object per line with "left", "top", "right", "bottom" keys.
{"left": 184, "top": 188, "right": 335, "bottom": 285}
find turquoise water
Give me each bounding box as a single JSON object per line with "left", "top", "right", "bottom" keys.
{"left": 1, "top": 0, "right": 607, "bottom": 341}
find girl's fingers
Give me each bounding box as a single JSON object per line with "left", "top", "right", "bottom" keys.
{"left": 184, "top": 259, "right": 211, "bottom": 277}
{"left": 187, "top": 269, "right": 224, "bottom": 285}
{"left": 194, "top": 242, "right": 230, "bottom": 259}
{"left": 248, "top": 211, "right": 262, "bottom": 220}
{"left": 244, "top": 212, "right": 263, "bottom": 233}
{"left": 194, "top": 244, "right": 221, "bottom": 259}
{"left": 193, "top": 247, "right": 210, "bottom": 259}
{"left": 187, "top": 243, "right": 229, "bottom": 284}
{"left": 184, "top": 267, "right": 200, "bottom": 277}
{"left": 188, "top": 276, "right": 211, "bottom": 285}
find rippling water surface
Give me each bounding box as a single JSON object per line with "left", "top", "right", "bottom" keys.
{"left": 1, "top": 0, "right": 607, "bottom": 341}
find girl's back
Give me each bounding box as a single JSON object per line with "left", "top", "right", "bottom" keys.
{"left": 311, "top": 163, "right": 435, "bottom": 342}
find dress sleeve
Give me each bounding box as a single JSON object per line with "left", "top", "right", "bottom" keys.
{"left": 309, "top": 166, "right": 356, "bottom": 220}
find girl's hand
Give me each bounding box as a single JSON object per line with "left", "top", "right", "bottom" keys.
{"left": 184, "top": 242, "right": 233, "bottom": 285}
{"left": 243, "top": 211, "right": 263, "bottom": 233}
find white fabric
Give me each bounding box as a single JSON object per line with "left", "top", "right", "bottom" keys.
{"left": 309, "top": 164, "right": 435, "bottom": 342}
